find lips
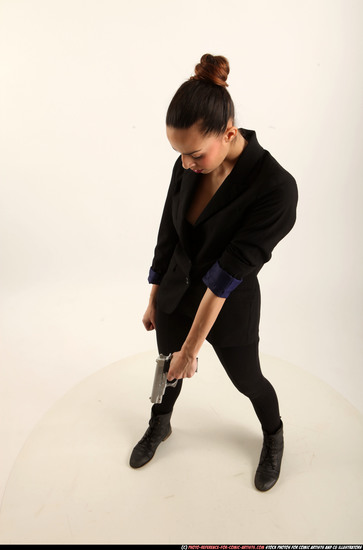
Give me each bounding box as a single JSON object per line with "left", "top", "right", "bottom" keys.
{"left": 193, "top": 169, "right": 203, "bottom": 173}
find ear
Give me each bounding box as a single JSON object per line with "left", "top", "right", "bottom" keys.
{"left": 224, "top": 123, "right": 238, "bottom": 143}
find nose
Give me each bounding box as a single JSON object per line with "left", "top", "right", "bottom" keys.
{"left": 181, "top": 155, "right": 196, "bottom": 170}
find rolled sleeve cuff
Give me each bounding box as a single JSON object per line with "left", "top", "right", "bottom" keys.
{"left": 148, "top": 267, "right": 163, "bottom": 285}
{"left": 202, "top": 261, "right": 242, "bottom": 298}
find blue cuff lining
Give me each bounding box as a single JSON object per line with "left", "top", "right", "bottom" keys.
{"left": 202, "top": 261, "right": 242, "bottom": 298}
{"left": 148, "top": 268, "right": 163, "bottom": 284}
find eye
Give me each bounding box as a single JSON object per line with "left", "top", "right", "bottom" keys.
{"left": 192, "top": 154, "right": 203, "bottom": 160}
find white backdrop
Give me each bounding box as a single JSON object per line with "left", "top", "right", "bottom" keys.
{"left": 0, "top": 0, "right": 362, "bottom": 496}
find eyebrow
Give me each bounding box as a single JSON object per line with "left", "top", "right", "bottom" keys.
{"left": 172, "top": 147, "right": 202, "bottom": 155}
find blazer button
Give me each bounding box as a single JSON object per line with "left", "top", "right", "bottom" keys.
{"left": 185, "top": 277, "right": 190, "bottom": 285}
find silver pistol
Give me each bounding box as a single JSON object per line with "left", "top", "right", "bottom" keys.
{"left": 149, "top": 353, "right": 178, "bottom": 404}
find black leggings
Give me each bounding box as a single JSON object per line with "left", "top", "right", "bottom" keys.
{"left": 153, "top": 305, "right": 281, "bottom": 435}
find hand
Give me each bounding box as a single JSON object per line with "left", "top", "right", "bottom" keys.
{"left": 167, "top": 350, "right": 198, "bottom": 381}
{"left": 142, "top": 302, "right": 156, "bottom": 331}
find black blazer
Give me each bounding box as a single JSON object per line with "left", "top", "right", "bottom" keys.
{"left": 150, "top": 129, "right": 298, "bottom": 346}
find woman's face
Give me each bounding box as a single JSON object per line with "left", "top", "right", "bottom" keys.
{"left": 166, "top": 123, "right": 232, "bottom": 175}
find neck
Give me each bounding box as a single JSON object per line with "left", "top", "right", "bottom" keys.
{"left": 214, "top": 131, "right": 246, "bottom": 179}
{"left": 227, "top": 130, "right": 246, "bottom": 163}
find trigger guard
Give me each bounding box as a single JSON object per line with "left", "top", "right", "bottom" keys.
{"left": 166, "top": 379, "right": 178, "bottom": 388}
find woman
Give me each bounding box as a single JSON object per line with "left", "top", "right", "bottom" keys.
{"left": 129, "top": 54, "right": 298, "bottom": 491}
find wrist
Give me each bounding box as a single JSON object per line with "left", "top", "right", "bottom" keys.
{"left": 149, "top": 284, "right": 159, "bottom": 304}
{"left": 181, "top": 342, "right": 198, "bottom": 361}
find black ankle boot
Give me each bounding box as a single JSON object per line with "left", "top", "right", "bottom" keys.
{"left": 129, "top": 410, "right": 172, "bottom": 469}
{"left": 254, "top": 421, "right": 284, "bottom": 491}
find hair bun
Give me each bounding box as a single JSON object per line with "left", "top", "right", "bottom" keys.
{"left": 191, "top": 53, "right": 230, "bottom": 87}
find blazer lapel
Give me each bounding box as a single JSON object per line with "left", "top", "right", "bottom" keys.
{"left": 175, "top": 168, "right": 199, "bottom": 251}
{"left": 194, "top": 129, "right": 266, "bottom": 226}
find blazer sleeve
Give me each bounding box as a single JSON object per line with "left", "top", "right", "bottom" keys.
{"left": 203, "top": 170, "right": 298, "bottom": 298}
{"left": 148, "top": 157, "right": 182, "bottom": 284}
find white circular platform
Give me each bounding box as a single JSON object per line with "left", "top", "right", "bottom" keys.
{"left": 0, "top": 346, "right": 362, "bottom": 544}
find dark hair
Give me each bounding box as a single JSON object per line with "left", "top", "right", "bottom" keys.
{"left": 166, "top": 54, "right": 235, "bottom": 136}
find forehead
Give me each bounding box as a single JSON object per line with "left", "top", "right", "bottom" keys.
{"left": 166, "top": 124, "right": 218, "bottom": 154}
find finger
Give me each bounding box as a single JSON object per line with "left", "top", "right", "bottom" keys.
{"left": 167, "top": 370, "right": 181, "bottom": 381}
{"left": 167, "top": 366, "right": 177, "bottom": 380}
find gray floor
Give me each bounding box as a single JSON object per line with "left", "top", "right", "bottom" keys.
{"left": 0, "top": 346, "right": 362, "bottom": 544}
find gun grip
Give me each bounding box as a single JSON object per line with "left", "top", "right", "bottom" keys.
{"left": 163, "top": 354, "right": 177, "bottom": 387}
